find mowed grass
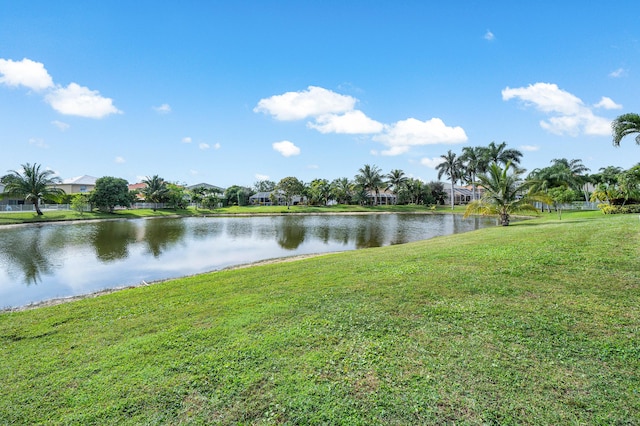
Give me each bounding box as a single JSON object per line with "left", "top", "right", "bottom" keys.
{"left": 0, "top": 212, "right": 638, "bottom": 424}
{"left": 0, "top": 203, "right": 442, "bottom": 226}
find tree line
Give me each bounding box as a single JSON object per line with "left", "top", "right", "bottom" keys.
{"left": 2, "top": 111, "right": 639, "bottom": 217}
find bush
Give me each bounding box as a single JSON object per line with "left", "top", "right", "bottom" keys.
{"left": 598, "top": 204, "right": 640, "bottom": 214}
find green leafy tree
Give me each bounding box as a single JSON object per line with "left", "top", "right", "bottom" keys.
{"left": 612, "top": 112, "right": 640, "bottom": 146}
{"left": 548, "top": 187, "right": 575, "bottom": 220}
{"left": 436, "top": 150, "right": 464, "bottom": 209}
{"left": 428, "top": 181, "right": 447, "bottom": 205}
{"left": 617, "top": 164, "right": 640, "bottom": 205}
{"left": 2, "top": 163, "right": 65, "bottom": 215}
{"left": 309, "top": 179, "right": 332, "bottom": 206}
{"left": 276, "top": 177, "right": 305, "bottom": 209}
{"left": 224, "top": 185, "right": 252, "bottom": 206}
{"left": 89, "top": 176, "right": 134, "bottom": 213}
{"left": 141, "top": 175, "right": 169, "bottom": 211}
{"left": 460, "top": 146, "right": 484, "bottom": 200}
{"left": 165, "top": 183, "right": 188, "bottom": 209}
{"left": 71, "top": 193, "right": 90, "bottom": 216}
{"left": 482, "top": 141, "right": 523, "bottom": 168}
{"left": 464, "top": 162, "right": 550, "bottom": 226}
{"left": 189, "top": 186, "right": 206, "bottom": 210}
{"left": 385, "top": 169, "right": 407, "bottom": 204}
{"left": 330, "top": 178, "right": 353, "bottom": 205}
{"left": 355, "top": 164, "right": 383, "bottom": 206}
{"left": 253, "top": 179, "right": 276, "bottom": 193}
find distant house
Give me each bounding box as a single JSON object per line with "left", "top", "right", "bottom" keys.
{"left": 54, "top": 175, "right": 98, "bottom": 194}
{"left": 367, "top": 190, "right": 397, "bottom": 205}
{"left": 249, "top": 191, "right": 304, "bottom": 206}
{"left": 186, "top": 183, "right": 226, "bottom": 196}
{"left": 443, "top": 184, "right": 475, "bottom": 205}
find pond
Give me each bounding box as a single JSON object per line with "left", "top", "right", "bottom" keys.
{"left": 0, "top": 214, "right": 496, "bottom": 309}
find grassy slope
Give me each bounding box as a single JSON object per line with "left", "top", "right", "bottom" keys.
{"left": 0, "top": 212, "right": 638, "bottom": 424}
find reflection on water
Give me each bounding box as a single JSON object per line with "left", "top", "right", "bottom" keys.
{"left": 0, "top": 214, "right": 496, "bottom": 308}
{"left": 92, "top": 220, "right": 138, "bottom": 262}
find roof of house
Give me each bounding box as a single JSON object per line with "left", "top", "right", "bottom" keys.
{"left": 186, "top": 183, "right": 225, "bottom": 192}
{"left": 62, "top": 175, "right": 98, "bottom": 185}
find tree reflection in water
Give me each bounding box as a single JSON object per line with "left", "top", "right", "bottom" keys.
{"left": 0, "top": 227, "right": 56, "bottom": 285}
{"left": 91, "top": 220, "right": 138, "bottom": 262}
{"left": 276, "top": 216, "right": 306, "bottom": 250}
{"left": 144, "top": 218, "right": 187, "bottom": 258}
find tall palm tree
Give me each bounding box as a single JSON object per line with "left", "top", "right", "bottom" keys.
{"left": 483, "top": 141, "right": 523, "bottom": 167}
{"left": 385, "top": 169, "right": 407, "bottom": 204}
{"left": 436, "top": 150, "right": 463, "bottom": 209}
{"left": 3, "top": 163, "right": 65, "bottom": 215}
{"left": 612, "top": 113, "right": 640, "bottom": 146}
{"left": 460, "top": 146, "right": 484, "bottom": 200}
{"left": 355, "top": 164, "right": 383, "bottom": 206}
{"left": 464, "top": 162, "right": 550, "bottom": 226}
{"left": 141, "top": 175, "right": 169, "bottom": 211}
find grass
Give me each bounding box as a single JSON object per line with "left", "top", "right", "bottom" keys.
{"left": 0, "top": 211, "right": 638, "bottom": 424}
{"left": 0, "top": 203, "right": 453, "bottom": 226}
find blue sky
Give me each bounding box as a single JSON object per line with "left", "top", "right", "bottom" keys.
{"left": 1, "top": 1, "right": 639, "bottom": 188}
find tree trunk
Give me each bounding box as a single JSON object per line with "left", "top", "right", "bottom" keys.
{"left": 500, "top": 212, "right": 510, "bottom": 226}
{"left": 450, "top": 180, "right": 455, "bottom": 209}
{"left": 34, "top": 200, "right": 43, "bottom": 216}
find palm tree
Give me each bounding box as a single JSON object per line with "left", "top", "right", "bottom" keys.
{"left": 550, "top": 158, "right": 590, "bottom": 200}
{"left": 483, "top": 141, "right": 523, "bottom": 168}
{"left": 385, "top": 169, "right": 407, "bottom": 204}
{"left": 355, "top": 164, "right": 383, "bottom": 206}
{"left": 2, "top": 163, "right": 65, "bottom": 215}
{"left": 612, "top": 113, "right": 640, "bottom": 146}
{"left": 330, "top": 178, "right": 353, "bottom": 204}
{"left": 436, "top": 150, "right": 463, "bottom": 209}
{"left": 464, "top": 162, "right": 550, "bottom": 226}
{"left": 460, "top": 146, "right": 484, "bottom": 200}
{"left": 141, "top": 175, "right": 169, "bottom": 211}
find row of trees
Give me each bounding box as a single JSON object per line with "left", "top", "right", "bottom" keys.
{"left": 3, "top": 112, "right": 639, "bottom": 217}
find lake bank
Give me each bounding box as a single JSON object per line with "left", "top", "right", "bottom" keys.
{"left": 1, "top": 213, "right": 497, "bottom": 309}
{"left": 1, "top": 211, "right": 637, "bottom": 423}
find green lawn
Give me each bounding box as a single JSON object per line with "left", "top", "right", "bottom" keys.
{"left": 0, "top": 211, "right": 638, "bottom": 424}
{"left": 0, "top": 204, "right": 447, "bottom": 226}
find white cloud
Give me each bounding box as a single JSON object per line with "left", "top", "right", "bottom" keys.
{"left": 307, "top": 164, "right": 319, "bottom": 169}
{"left": 254, "top": 86, "right": 356, "bottom": 120}
{"left": 308, "top": 110, "right": 384, "bottom": 134}
{"left": 609, "top": 68, "right": 626, "bottom": 78}
{"left": 0, "top": 58, "right": 53, "bottom": 91}
{"left": 45, "top": 83, "right": 122, "bottom": 118}
{"left": 28, "top": 137, "right": 48, "bottom": 148}
{"left": 502, "top": 82, "right": 612, "bottom": 136}
{"left": 153, "top": 103, "right": 171, "bottom": 114}
{"left": 213, "top": 142, "right": 221, "bottom": 149}
{"left": 519, "top": 145, "right": 539, "bottom": 152}
{"left": 484, "top": 30, "right": 495, "bottom": 41}
{"left": 420, "top": 157, "right": 445, "bottom": 168}
{"left": 51, "top": 120, "right": 70, "bottom": 131}
{"left": 255, "top": 173, "right": 270, "bottom": 181}
{"left": 199, "top": 143, "right": 210, "bottom": 150}
{"left": 373, "top": 117, "right": 468, "bottom": 156}
{"left": 115, "top": 156, "right": 126, "bottom": 163}
{"left": 594, "top": 96, "right": 622, "bottom": 110}
{"left": 182, "top": 137, "right": 192, "bottom": 143}
{"left": 190, "top": 169, "right": 199, "bottom": 175}
{"left": 272, "top": 140, "right": 301, "bottom": 157}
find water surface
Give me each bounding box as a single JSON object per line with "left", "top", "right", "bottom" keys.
{"left": 0, "top": 214, "right": 495, "bottom": 308}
